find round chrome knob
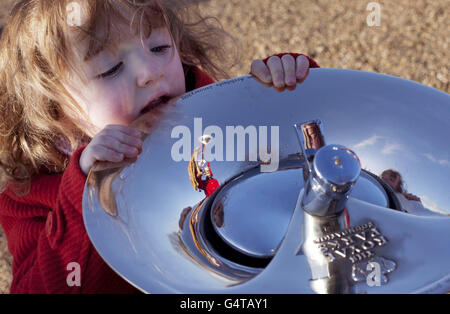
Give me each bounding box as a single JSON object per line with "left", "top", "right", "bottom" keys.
{"left": 301, "top": 144, "right": 361, "bottom": 217}
{"left": 313, "top": 145, "right": 361, "bottom": 188}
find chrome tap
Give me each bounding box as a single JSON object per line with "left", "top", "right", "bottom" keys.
{"left": 294, "top": 120, "right": 361, "bottom": 293}
{"left": 294, "top": 120, "right": 361, "bottom": 217}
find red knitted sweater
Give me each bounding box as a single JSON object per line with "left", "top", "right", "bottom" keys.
{"left": 0, "top": 54, "right": 319, "bottom": 293}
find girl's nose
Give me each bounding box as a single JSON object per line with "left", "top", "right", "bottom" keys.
{"left": 134, "top": 51, "right": 163, "bottom": 88}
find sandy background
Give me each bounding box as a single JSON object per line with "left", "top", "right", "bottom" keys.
{"left": 0, "top": 0, "right": 448, "bottom": 293}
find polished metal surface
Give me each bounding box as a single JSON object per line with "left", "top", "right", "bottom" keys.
{"left": 209, "top": 161, "right": 304, "bottom": 259}
{"left": 83, "top": 69, "right": 450, "bottom": 293}
{"left": 209, "top": 116, "right": 385, "bottom": 260}
{"left": 352, "top": 256, "right": 397, "bottom": 285}
{"left": 300, "top": 143, "right": 361, "bottom": 217}
{"left": 294, "top": 124, "right": 366, "bottom": 293}
{"left": 300, "top": 209, "right": 352, "bottom": 293}
{"left": 208, "top": 164, "right": 389, "bottom": 259}
{"left": 313, "top": 145, "right": 361, "bottom": 187}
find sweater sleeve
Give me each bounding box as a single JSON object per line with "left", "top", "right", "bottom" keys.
{"left": 4, "top": 146, "right": 137, "bottom": 293}
{"left": 262, "top": 52, "right": 320, "bottom": 68}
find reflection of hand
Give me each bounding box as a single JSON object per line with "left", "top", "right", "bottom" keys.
{"left": 179, "top": 206, "right": 192, "bottom": 230}
{"left": 403, "top": 192, "right": 421, "bottom": 202}
{"left": 250, "top": 54, "right": 310, "bottom": 92}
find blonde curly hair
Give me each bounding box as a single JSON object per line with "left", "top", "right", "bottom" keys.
{"left": 0, "top": 0, "right": 240, "bottom": 195}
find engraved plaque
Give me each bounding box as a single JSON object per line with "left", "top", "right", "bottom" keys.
{"left": 314, "top": 222, "right": 388, "bottom": 264}
{"left": 313, "top": 221, "right": 396, "bottom": 286}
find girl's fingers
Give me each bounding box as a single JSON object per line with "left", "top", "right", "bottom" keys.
{"left": 250, "top": 59, "right": 272, "bottom": 84}
{"left": 281, "top": 54, "right": 296, "bottom": 87}
{"left": 266, "top": 56, "right": 285, "bottom": 89}
{"left": 100, "top": 136, "right": 140, "bottom": 158}
{"left": 284, "top": 84, "right": 297, "bottom": 91}
{"left": 296, "top": 55, "right": 310, "bottom": 82}
{"left": 102, "top": 129, "right": 143, "bottom": 148}
{"left": 92, "top": 128, "right": 142, "bottom": 158}
{"left": 90, "top": 145, "right": 125, "bottom": 163}
{"left": 80, "top": 125, "right": 143, "bottom": 174}
{"left": 252, "top": 55, "right": 310, "bottom": 91}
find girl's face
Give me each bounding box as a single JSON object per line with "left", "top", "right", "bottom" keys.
{"left": 383, "top": 172, "right": 402, "bottom": 192}
{"left": 65, "top": 25, "right": 186, "bottom": 135}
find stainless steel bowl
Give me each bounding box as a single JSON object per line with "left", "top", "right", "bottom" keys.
{"left": 83, "top": 69, "right": 450, "bottom": 293}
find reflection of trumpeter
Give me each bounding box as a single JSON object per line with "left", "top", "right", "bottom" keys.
{"left": 188, "top": 135, "right": 220, "bottom": 197}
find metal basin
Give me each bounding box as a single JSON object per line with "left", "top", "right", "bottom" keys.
{"left": 83, "top": 69, "right": 450, "bottom": 293}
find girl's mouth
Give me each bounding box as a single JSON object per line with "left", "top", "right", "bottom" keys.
{"left": 140, "top": 95, "right": 171, "bottom": 115}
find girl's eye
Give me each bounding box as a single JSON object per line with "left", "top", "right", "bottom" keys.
{"left": 150, "top": 45, "right": 172, "bottom": 53}
{"left": 97, "top": 62, "right": 123, "bottom": 79}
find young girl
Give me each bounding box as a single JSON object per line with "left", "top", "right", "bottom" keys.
{"left": 0, "top": 0, "right": 319, "bottom": 293}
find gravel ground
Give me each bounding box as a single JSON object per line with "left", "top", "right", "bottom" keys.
{"left": 0, "top": 225, "right": 12, "bottom": 294}
{"left": 0, "top": 0, "right": 448, "bottom": 294}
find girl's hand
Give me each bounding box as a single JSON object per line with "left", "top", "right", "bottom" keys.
{"left": 79, "top": 125, "right": 143, "bottom": 176}
{"left": 403, "top": 192, "right": 421, "bottom": 202}
{"left": 250, "top": 54, "right": 310, "bottom": 92}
